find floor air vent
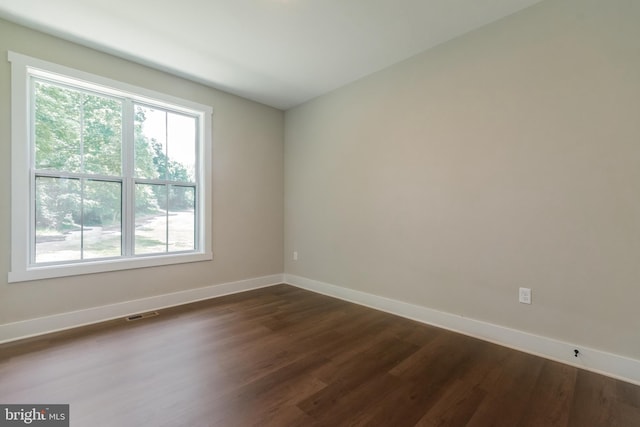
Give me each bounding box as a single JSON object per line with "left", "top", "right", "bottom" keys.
{"left": 126, "top": 311, "right": 159, "bottom": 322}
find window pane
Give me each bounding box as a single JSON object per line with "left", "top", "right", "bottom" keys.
{"left": 34, "top": 81, "right": 82, "bottom": 173}
{"left": 83, "top": 180, "right": 122, "bottom": 259}
{"left": 83, "top": 95, "right": 122, "bottom": 175}
{"left": 167, "top": 113, "right": 196, "bottom": 182}
{"left": 135, "top": 183, "right": 167, "bottom": 254}
{"left": 35, "top": 177, "right": 81, "bottom": 263}
{"left": 34, "top": 81, "right": 122, "bottom": 176}
{"left": 168, "top": 186, "right": 195, "bottom": 251}
{"left": 135, "top": 105, "right": 166, "bottom": 180}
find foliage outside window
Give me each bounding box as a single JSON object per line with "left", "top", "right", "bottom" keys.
{"left": 8, "top": 52, "right": 212, "bottom": 282}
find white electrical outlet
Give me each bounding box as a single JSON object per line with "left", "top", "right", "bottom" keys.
{"left": 519, "top": 287, "right": 532, "bottom": 304}
{"left": 293, "top": 251, "right": 298, "bottom": 261}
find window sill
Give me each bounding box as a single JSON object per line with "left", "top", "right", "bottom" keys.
{"left": 8, "top": 252, "right": 213, "bottom": 283}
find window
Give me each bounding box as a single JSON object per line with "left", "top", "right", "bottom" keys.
{"left": 8, "top": 52, "right": 212, "bottom": 282}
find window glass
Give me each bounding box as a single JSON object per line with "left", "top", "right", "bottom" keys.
{"left": 168, "top": 185, "right": 196, "bottom": 251}
{"left": 135, "top": 183, "right": 168, "bottom": 254}
{"left": 35, "top": 176, "right": 82, "bottom": 263}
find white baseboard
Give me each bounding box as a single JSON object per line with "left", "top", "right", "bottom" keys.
{"left": 284, "top": 274, "right": 640, "bottom": 386}
{"left": 0, "top": 274, "right": 284, "bottom": 344}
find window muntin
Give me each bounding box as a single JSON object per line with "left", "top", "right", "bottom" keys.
{"left": 9, "top": 51, "right": 212, "bottom": 282}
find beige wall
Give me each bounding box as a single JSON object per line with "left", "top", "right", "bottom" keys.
{"left": 285, "top": 0, "right": 640, "bottom": 360}
{"left": 0, "top": 19, "right": 284, "bottom": 324}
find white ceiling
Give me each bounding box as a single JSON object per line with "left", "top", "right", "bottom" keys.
{"left": 0, "top": 0, "right": 542, "bottom": 110}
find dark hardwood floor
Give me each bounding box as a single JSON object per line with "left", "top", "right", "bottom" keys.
{"left": 1, "top": 284, "right": 639, "bottom": 426}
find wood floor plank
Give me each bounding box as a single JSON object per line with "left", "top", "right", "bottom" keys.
{"left": 413, "top": 379, "right": 487, "bottom": 427}
{"left": 352, "top": 340, "right": 486, "bottom": 427}
{"left": 465, "top": 352, "right": 546, "bottom": 427}
{"left": 303, "top": 372, "right": 405, "bottom": 425}
{"left": 1, "top": 284, "right": 639, "bottom": 426}
{"left": 517, "top": 360, "right": 577, "bottom": 427}
{"left": 297, "top": 337, "right": 419, "bottom": 416}
{"left": 567, "top": 369, "right": 640, "bottom": 427}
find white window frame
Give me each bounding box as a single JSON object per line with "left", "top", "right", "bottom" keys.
{"left": 8, "top": 51, "right": 213, "bottom": 283}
